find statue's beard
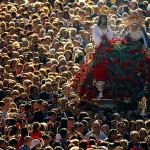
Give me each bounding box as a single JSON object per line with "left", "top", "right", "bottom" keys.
{"left": 131, "top": 28, "right": 137, "bottom": 32}
{"left": 101, "top": 22, "right": 107, "bottom": 26}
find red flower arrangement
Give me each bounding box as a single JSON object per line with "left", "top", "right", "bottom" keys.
{"left": 94, "top": 62, "right": 108, "bottom": 81}
{"left": 75, "top": 35, "right": 150, "bottom": 101}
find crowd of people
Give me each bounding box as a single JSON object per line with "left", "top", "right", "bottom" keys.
{"left": 0, "top": 0, "right": 150, "bottom": 149}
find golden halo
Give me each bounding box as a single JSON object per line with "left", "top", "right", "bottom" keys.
{"left": 125, "top": 16, "right": 144, "bottom": 27}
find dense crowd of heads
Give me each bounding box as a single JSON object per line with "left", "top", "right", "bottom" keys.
{"left": 0, "top": 0, "right": 150, "bottom": 150}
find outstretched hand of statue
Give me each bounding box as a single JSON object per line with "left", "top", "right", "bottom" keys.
{"left": 101, "top": 34, "right": 108, "bottom": 45}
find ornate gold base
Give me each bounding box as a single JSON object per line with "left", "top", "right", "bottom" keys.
{"left": 91, "top": 99, "right": 117, "bottom": 109}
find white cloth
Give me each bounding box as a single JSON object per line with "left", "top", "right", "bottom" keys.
{"left": 55, "top": 133, "right": 62, "bottom": 141}
{"left": 92, "top": 24, "right": 113, "bottom": 47}
{"left": 121, "top": 27, "right": 148, "bottom": 47}
{"left": 85, "top": 130, "right": 106, "bottom": 140}
{"left": 31, "top": 139, "right": 40, "bottom": 148}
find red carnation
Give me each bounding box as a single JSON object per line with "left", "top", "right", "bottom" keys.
{"left": 120, "top": 38, "right": 125, "bottom": 44}
{"left": 147, "top": 74, "right": 150, "bottom": 81}
{"left": 112, "top": 58, "right": 119, "bottom": 64}
{"left": 107, "top": 47, "right": 112, "bottom": 53}
{"left": 110, "top": 38, "right": 116, "bottom": 43}
{"left": 142, "top": 49, "right": 146, "bottom": 54}
{"left": 85, "top": 89, "right": 94, "bottom": 101}
{"left": 139, "top": 61, "right": 144, "bottom": 67}
{"left": 101, "top": 34, "right": 108, "bottom": 39}
{"left": 146, "top": 56, "right": 150, "bottom": 63}
{"left": 89, "top": 54, "right": 94, "bottom": 60}
{"left": 128, "top": 50, "right": 137, "bottom": 54}
{"left": 71, "top": 83, "right": 78, "bottom": 89}
{"left": 121, "top": 61, "right": 130, "bottom": 68}
{"left": 102, "top": 55, "right": 107, "bottom": 61}
{"left": 112, "top": 76, "right": 117, "bottom": 81}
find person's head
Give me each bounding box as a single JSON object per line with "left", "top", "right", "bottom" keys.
{"left": 49, "top": 111, "right": 57, "bottom": 122}
{"left": 21, "top": 127, "right": 29, "bottom": 137}
{"left": 42, "top": 134, "right": 51, "bottom": 146}
{"left": 130, "top": 131, "right": 139, "bottom": 143}
{"left": 110, "top": 5, "right": 117, "bottom": 14}
{"left": 20, "top": 92, "right": 28, "bottom": 101}
{"left": 33, "top": 122, "right": 41, "bottom": 132}
{"left": 130, "top": 0, "right": 138, "bottom": 9}
{"left": 78, "top": 112, "right": 89, "bottom": 123}
{"left": 79, "top": 140, "right": 88, "bottom": 149}
{"left": 19, "top": 104, "right": 25, "bottom": 113}
{"left": 129, "top": 120, "right": 136, "bottom": 131}
{"left": 32, "top": 75, "right": 40, "bottom": 85}
{"left": 59, "top": 58, "right": 67, "bottom": 67}
{"left": 51, "top": 80, "right": 58, "bottom": 91}
{"left": 54, "top": 146, "right": 63, "bottom": 150}
{"left": 0, "top": 139, "right": 8, "bottom": 149}
{"left": 97, "top": 14, "right": 107, "bottom": 27}
{"left": 67, "top": 117, "right": 75, "bottom": 129}
{"left": 57, "top": 10, "right": 64, "bottom": 19}
{"left": 101, "top": 124, "right": 110, "bottom": 136}
{"left": 145, "top": 119, "right": 150, "bottom": 131}
{"left": 9, "top": 138, "right": 18, "bottom": 148}
{"left": 24, "top": 136, "right": 33, "bottom": 147}
{"left": 70, "top": 28, "right": 77, "bottom": 38}
{"left": 63, "top": 30, "right": 70, "bottom": 39}
{"left": 97, "top": 140, "right": 109, "bottom": 148}
{"left": 64, "top": 50, "right": 72, "bottom": 61}
{"left": 60, "top": 128, "right": 68, "bottom": 139}
{"left": 0, "top": 22, "right": 6, "bottom": 30}
{"left": 120, "top": 139, "right": 128, "bottom": 150}
{"left": 59, "top": 118, "right": 68, "bottom": 129}
{"left": 31, "top": 139, "right": 41, "bottom": 149}
{"left": 130, "top": 22, "right": 139, "bottom": 32}
{"left": 117, "top": 122, "right": 126, "bottom": 134}
{"left": 38, "top": 46, "right": 46, "bottom": 56}
{"left": 62, "top": 84, "right": 70, "bottom": 97}
{"left": 72, "top": 18, "right": 80, "bottom": 28}
{"left": 75, "top": 55, "right": 85, "bottom": 66}
{"left": 45, "top": 82, "right": 52, "bottom": 92}
{"left": 32, "top": 34, "right": 39, "bottom": 45}
{"left": 140, "top": 141, "right": 149, "bottom": 150}
{"left": 30, "top": 85, "right": 39, "bottom": 95}
{"left": 108, "top": 129, "right": 118, "bottom": 141}
{"left": 75, "top": 122, "right": 84, "bottom": 133}
{"left": 91, "top": 122, "right": 100, "bottom": 133}
{"left": 137, "top": 8, "right": 143, "bottom": 17}
{"left": 44, "top": 146, "right": 53, "bottom": 150}
{"left": 139, "top": 128, "right": 148, "bottom": 141}
{"left": 107, "top": 143, "right": 114, "bottom": 150}
{"left": 136, "top": 119, "right": 145, "bottom": 131}
{"left": 83, "top": 32, "right": 90, "bottom": 41}
{"left": 41, "top": 101, "right": 48, "bottom": 112}
{"left": 25, "top": 103, "right": 32, "bottom": 112}
{"left": 31, "top": 100, "right": 38, "bottom": 111}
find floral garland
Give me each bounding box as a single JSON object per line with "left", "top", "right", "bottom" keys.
{"left": 74, "top": 35, "right": 150, "bottom": 101}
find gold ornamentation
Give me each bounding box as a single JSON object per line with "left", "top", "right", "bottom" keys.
{"left": 125, "top": 16, "right": 143, "bottom": 27}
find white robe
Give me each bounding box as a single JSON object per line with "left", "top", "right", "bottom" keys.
{"left": 122, "top": 28, "right": 148, "bottom": 48}
{"left": 92, "top": 24, "right": 113, "bottom": 48}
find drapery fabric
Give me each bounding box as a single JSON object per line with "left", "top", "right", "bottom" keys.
{"left": 92, "top": 24, "right": 113, "bottom": 48}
